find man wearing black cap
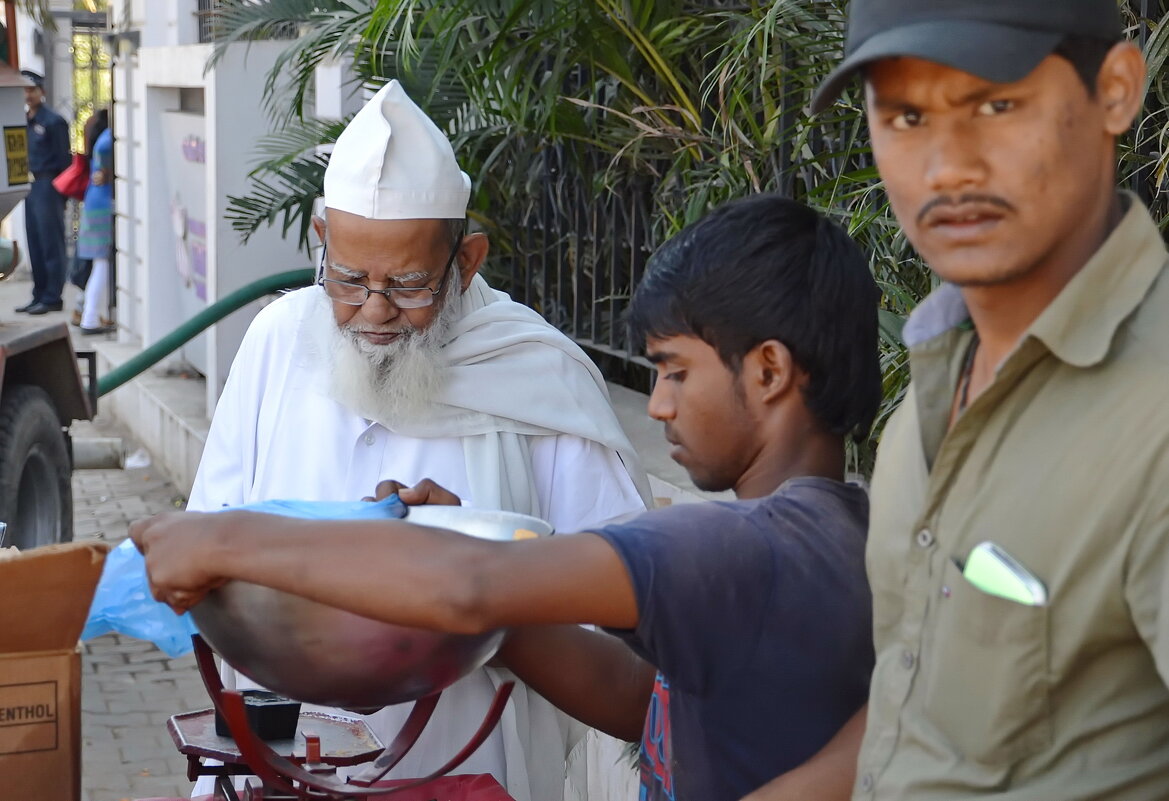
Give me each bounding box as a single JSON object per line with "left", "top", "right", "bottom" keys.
{"left": 15, "top": 69, "right": 70, "bottom": 315}
{"left": 748, "top": 1, "right": 1169, "bottom": 800}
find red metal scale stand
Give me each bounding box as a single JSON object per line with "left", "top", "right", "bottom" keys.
{"left": 166, "top": 636, "right": 515, "bottom": 801}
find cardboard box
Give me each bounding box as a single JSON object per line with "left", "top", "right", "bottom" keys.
{"left": 0, "top": 541, "right": 108, "bottom": 801}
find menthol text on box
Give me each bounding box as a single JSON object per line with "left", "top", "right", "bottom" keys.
{"left": 0, "top": 680, "right": 58, "bottom": 755}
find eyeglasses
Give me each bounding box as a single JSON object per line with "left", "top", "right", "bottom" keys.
{"left": 317, "top": 240, "right": 460, "bottom": 309}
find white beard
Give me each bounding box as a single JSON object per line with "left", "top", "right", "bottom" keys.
{"left": 322, "top": 285, "right": 461, "bottom": 428}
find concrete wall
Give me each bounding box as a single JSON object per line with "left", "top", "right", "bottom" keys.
{"left": 109, "top": 4, "right": 306, "bottom": 416}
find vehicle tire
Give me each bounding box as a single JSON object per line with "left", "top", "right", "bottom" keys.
{"left": 0, "top": 384, "right": 73, "bottom": 549}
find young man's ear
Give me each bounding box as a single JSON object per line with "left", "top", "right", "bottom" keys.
{"left": 748, "top": 340, "right": 800, "bottom": 404}
{"left": 457, "top": 232, "right": 489, "bottom": 291}
{"left": 1097, "top": 41, "right": 1146, "bottom": 136}
{"left": 311, "top": 214, "right": 326, "bottom": 244}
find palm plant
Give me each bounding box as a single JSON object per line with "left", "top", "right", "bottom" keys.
{"left": 1125, "top": 0, "right": 1169, "bottom": 227}
{"left": 214, "top": 0, "right": 1169, "bottom": 474}
{"left": 16, "top": 0, "right": 52, "bottom": 27}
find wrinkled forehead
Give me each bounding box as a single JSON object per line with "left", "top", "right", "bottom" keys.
{"left": 324, "top": 209, "right": 449, "bottom": 252}
{"left": 861, "top": 52, "right": 1072, "bottom": 111}
{"left": 863, "top": 55, "right": 998, "bottom": 98}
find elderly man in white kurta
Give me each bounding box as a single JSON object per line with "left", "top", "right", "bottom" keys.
{"left": 187, "top": 80, "right": 650, "bottom": 801}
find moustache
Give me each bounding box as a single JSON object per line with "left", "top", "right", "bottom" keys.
{"left": 342, "top": 324, "right": 417, "bottom": 339}
{"left": 916, "top": 194, "right": 1016, "bottom": 226}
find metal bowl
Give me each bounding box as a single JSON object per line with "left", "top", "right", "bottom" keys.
{"left": 190, "top": 505, "right": 553, "bottom": 708}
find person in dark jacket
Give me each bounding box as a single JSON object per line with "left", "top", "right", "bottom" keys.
{"left": 15, "top": 69, "right": 71, "bottom": 315}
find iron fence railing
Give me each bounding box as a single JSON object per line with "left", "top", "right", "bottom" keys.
{"left": 197, "top": 0, "right": 298, "bottom": 44}
{"left": 510, "top": 146, "right": 656, "bottom": 393}
{"left": 196, "top": 0, "right": 217, "bottom": 44}
{"left": 508, "top": 0, "right": 1167, "bottom": 395}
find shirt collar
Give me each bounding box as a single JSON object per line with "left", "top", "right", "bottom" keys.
{"left": 902, "top": 193, "right": 1167, "bottom": 367}
{"left": 902, "top": 283, "right": 967, "bottom": 348}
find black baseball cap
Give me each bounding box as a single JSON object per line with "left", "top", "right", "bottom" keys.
{"left": 811, "top": 0, "right": 1124, "bottom": 113}
{"left": 20, "top": 70, "right": 43, "bottom": 89}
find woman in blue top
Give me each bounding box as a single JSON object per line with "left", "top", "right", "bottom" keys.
{"left": 78, "top": 110, "right": 113, "bottom": 333}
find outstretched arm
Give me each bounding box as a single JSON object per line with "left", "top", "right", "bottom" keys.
{"left": 369, "top": 477, "right": 654, "bottom": 738}
{"left": 130, "top": 509, "right": 638, "bottom": 633}
{"left": 740, "top": 704, "right": 867, "bottom": 801}
{"left": 498, "top": 624, "right": 656, "bottom": 742}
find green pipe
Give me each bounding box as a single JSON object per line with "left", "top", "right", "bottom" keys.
{"left": 97, "top": 268, "right": 316, "bottom": 397}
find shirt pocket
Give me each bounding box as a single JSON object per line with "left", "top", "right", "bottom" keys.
{"left": 922, "top": 557, "right": 1051, "bottom": 764}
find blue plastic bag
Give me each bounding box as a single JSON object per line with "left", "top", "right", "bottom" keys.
{"left": 81, "top": 496, "right": 407, "bottom": 657}
{"left": 232, "top": 496, "right": 407, "bottom": 521}
{"left": 80, "top": 538, "right": 199, "bottom": 657}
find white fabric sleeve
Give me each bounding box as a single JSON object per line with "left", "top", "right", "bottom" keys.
{"left": 529, "top": 434, "right": 648, "bottom": 534}
{"left": 526, "top": 434, "right": 647, "bottom": 801}
{"left": 188, "top": 308, "right": 279, "bottom": 799}
{"left": 186, "top": 310, "right": 274, "bottom": 512}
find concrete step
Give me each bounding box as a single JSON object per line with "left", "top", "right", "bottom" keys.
{"left": 73, "top": 437, "right": 125, "bottom": 470}
{"left": 81, "top": 336, "right": 209, "bottom": 496}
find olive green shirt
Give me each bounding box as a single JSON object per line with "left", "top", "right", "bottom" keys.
{"left": 855, "top": 195, "right": 1169, "bottom": 800}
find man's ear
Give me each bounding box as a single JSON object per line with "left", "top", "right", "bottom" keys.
{"left": 1097, "top": 40, "right": 1146, "bottom": 136}
{"left": 748, "top": 339, "right": 799, "bottom": 404}
{"left": 456, "top": 232, "right": 489, "bottom": 291}
{"left": 311, "top": 214, "right": 326, "bottom": 245}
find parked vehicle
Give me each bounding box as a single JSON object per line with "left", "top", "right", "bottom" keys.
{"left": 0, "top": 320, "right": 93, "bottom": 547}
{"left": 0, "top": 8, "right": 94, "bottom": 548}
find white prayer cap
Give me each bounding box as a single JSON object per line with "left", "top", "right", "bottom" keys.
{"left": 323, "top": 80, "right": 471, "bottom": 220}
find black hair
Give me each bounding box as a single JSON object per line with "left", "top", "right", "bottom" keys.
{"left": 445, "top": 217, "right": 466, "bottom": 250}
{"left": 1053, "top": 34, "right": 1121, "bottom": 95}
{"left": 627, "top": 194, "right": 882, "bottom": 440}
{"left": 83, "top": 109, "right": 109, "bottom": 160}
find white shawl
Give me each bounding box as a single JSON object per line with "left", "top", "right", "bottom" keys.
{"left": 295, "top": 276, "right": 649, "bottom": 801}
{"left": 312, "top": 273, "right": 654, "bottom": 513}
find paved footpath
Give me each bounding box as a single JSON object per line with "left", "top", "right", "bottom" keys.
{"left": 72, "top": 414, "right": 207, "bottom": 801}
{"left": 0, "top": 270, "right": 208, "bottom": 798}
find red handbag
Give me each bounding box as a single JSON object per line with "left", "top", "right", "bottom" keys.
{"left": 52, "top": 153, "right": 89, "bottom": 200}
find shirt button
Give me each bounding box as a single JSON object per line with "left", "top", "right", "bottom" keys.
{"left": 915, "top": 528, "right": 934, "bottom": 548}
{"left": 363, "top": 433, "right": 375, "bottom": 446}
{"left": 901, "top": 650, "right": 915, "bottom": 670}
{"left": 860, "top": 773, "right": 874, "bottom": 792}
